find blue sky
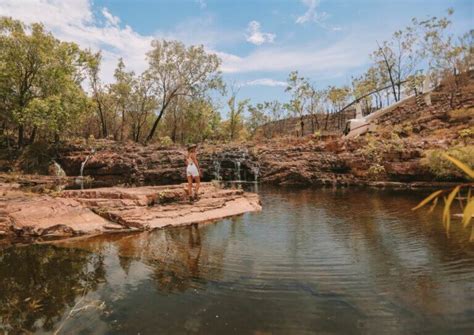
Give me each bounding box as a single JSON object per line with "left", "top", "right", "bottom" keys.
{"left": 0, "top": 0, "right": 472, "bottom": 106}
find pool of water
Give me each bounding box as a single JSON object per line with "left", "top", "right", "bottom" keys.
{"left": 1, "top": 186, "right": 473, "bottom": 334}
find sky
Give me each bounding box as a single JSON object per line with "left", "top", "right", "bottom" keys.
{"left": 0, "top": 0, "right": 472, "bottom": 106}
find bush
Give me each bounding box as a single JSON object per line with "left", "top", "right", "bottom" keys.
{"left": 448, "top": 108, "right": 474, "bottom": 121}
{"left": 158, "top": 136, "right": 174, "bottom": 147}
{"left": 422, "top": 146, "right": 474, "bottom": 180}
{"left": 368, "top": 163, "right": 386, "bottom": 178}
{"left": 458, "top": 127, "right": 474, "bottom": 144}
{"left": 17, "top": 142, "right": 55, "bottom": 174}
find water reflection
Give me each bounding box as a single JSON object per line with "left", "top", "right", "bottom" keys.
{"left": 0, "top": 187, "right": 473, "bottom": 334}
{"left": 0, "top": 245, "right": 105, "bottom": 333}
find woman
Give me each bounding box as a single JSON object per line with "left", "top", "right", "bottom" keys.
{"left": 185, "top": 144, "right": 201, "bottom": 201}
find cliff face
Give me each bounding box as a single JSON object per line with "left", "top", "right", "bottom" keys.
{"left": 3, "top": 73, "right": 472, "bottom": 188}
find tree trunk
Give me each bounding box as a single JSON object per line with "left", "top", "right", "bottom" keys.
{"left": 18, "top": 125, "right": 24, "bottom": 147}
{"left": 120, "top": 109, "right": 125, "bottom": 141}
{"left": 300, "top": 117, "right": 304, "bottom": 136}
{"left": 146, "top": 108, "right": 165, "bottom": 143}
{"left": 29, "top": 126, "right": 37, "bottom": 144}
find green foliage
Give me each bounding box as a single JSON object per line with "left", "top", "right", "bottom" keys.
{"left": 158, "top": 136, "right": 174, "bottom": 147}
{"left": 313, "top": 131, "right": 322, "bottom": 139}
{"left": 145, "top": 40, "right": 223, "bottom": 142}
{"left": 368, "top": 163, "right": 386, "bottom": 177}
{"left": 0, "top": 17, "right": 92, "bottom": 145}
{"left": 458, "top": 128, "right": 474, "bottom": 144}
{"left": 413, "top": 154, "right": 474, "bottom": 241}
{"left": 17, "top": 142, "right": 54, "bottom": 174}
{"left": 422, "top": 146, "right": 474, "bottom": 180}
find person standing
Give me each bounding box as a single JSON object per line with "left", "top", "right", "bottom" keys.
{"left": 185, "top": 144, "right": 201, "bottom": 201}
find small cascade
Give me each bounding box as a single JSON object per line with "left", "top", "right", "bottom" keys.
{"left": 213, "top": 158, "right": 222, "bottom": 181}
{"left": 80, "top": 155, "right": 91, "bottom": 178}
{"left": 235, "top": 160, "right": 242, "bottom": 181}
{"left": 77, "top": 149, "right": 95, "bottom": 189}
{"left": 252, "top": 165, "right": 260, "bottom": 182}
{"left": 210, "top": 148, "right": 259, "bottom": 183}
{"left": 52, "top": 160, "right": 66, "bottom": 177}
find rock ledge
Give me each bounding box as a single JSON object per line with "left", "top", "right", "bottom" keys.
{"left": 0, "top": 183, "right": 261, "bottom": 241}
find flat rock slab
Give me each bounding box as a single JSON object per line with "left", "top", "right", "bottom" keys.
{"left": 1, "top": 183, "right": 261, "bottom": 240}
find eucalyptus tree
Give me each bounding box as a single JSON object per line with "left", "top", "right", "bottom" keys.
{"left": 416, "top": 10, "right": 472, "bottom": 86}
{"left": 371, "top": 22, "right": 420, "bottom": 102}
{"left": 0, "top": 17, "right": 91, "bottom": 145}
{"left": 226, "top": 89, "right": 249, "bottom": 142}
{"left": 285, "top": 71, "right": 310, "bottom": 136}
{"left": 145, "top": 40, "right": 223, "bottom": 143}
{"left": 110, "top": 58, "right": 134, "bottom": 141}
{"left": 247, "top": 103, "right": 269, "bottom": 138}
{"left": 326, "top": 85, "right": 350, "bottom": 130}
{"left": 128, "top": 72, "right": 157, "bottom": 143}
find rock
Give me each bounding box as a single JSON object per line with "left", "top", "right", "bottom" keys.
{"left": 1, "top": 182, "right": 261, "bottom": 242}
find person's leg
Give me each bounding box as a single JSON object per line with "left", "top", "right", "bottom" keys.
{"left": 187, "top": 175, "right": 193, "bottom": 200}
{"left": 194, "top": 175, "right": 200, "bottom": 199}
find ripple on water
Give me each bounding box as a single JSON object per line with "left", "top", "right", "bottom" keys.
{"left": 1, "top": 186, "right": 473, "bottom": 334}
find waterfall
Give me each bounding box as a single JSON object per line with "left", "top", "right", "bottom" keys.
{"left": 213, "top": 158, "right": 222, "bottom": 181}
{"left": 235, "top": 161, "right": 241, "bottom": 181}
{"left": 77, "top": 149, "right": 95, "bottom": 189}
{"left": 52, "top": 160, "right": 66, "bottom": 177}
{"left": 252, "top": 165, "right": 260, "bottom": 182}
{"left": 80, "top": 155, "right": 91, "bottom": 178}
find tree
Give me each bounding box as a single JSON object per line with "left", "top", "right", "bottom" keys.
{"left": 416, "top": 10, "right": 472, "bottom": 101}
{"left": 326, "top": 85, "right": 350, "bottom": 130}
{"left": 0, "top": 17, "right": 91, "bottom": 145}
{"left": 226, "top": 90, "right": 249, "bottom": 141}
{"left": 285, "top": 71, "right": 310, "bottom": 136}
{"left": 110, "top": 58, "right": 134, "bottom": 141}
{"left": 372, "top": 22, "right": 419, "bottom": 102}
{"left": 247, "top": 103, "right": 269, "bottom": 138}
{"left": 128, "top": 72, "right": 156, "bottom": 143}
{"left": 145, "top": 40, "right": 223, "bottom": 143}
{"left": 85, "top": 51, "right": 109, "bottom": 138}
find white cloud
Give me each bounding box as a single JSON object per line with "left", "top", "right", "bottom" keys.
{"left": 296, "top": 0, "right": 341, "bottom": 31}
{"left": 0, "top": 0, "right": 151, "bottom": 83}
{"left": 244, "top": 79, "right": 287, "bottom": 87}
{"left": 245, "top": 20, "right": 276, "bottom": 45}
{"left": 102, "top": 7, "right": 120, "bottom": 27}
{"left": 0, "top": 0, "right": 362, "bottom": 83}
{"left": 217, "top": 34, "right": 371, "bottom": 74}
{"left": 296, "top": 0, "right": 321, "bottom": 24}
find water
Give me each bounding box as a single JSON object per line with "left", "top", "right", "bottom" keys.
{"left": 1, "top": 187, "right": 473, "bottom": 334}
{"left": 52, "top": 160, "right": 66, "bottom": 177}
{"left": 77, "top": 151, "right": 94, "bottom": 189}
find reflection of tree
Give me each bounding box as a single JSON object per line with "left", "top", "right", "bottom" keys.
{"left": 147, "top": 225, "right": 204, "bottom": 292}
{"left": 0, "top": 245, "right": 105, "bottom": 333}
{"left": 71, "top": 224, "right": 229, "bottom": 295}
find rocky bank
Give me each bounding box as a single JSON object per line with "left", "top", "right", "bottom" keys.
{"left": 49, "top": 72, "right": 472, "bottom": 187}
{"left": 0, "top": 181, "right": 261, "bottom": 241}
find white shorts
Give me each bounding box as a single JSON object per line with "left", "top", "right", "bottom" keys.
{"left": 186, "top": 163, "right": 199, "bottom": 178}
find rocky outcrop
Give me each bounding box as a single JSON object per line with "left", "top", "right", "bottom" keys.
{"left": 1, "top": 73, "right": 471, "bottom": 188}
{"left": 0, "top": 182, "right": 261, "bottom": 240}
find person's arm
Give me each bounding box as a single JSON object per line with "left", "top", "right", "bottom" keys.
{"left": 192, "top": 153, "right": 202, "bottom": 176}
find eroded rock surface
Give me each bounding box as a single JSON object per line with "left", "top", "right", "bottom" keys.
{"left": 0, "top": 183, "right": 261, "bottom": 240}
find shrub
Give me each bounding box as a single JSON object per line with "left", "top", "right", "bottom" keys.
{"left": 458, "top": 128, "right": 474, "bottom": 144}
{"left": 448, "top": 108, "right": 474, "bottom": 121}
{"left": 159, "top": 136, "right": 174, "bottom": 147}
{"left": 368, "top": 163, "right": 386, "bottom": 178}
{"left": 17, "top": 142, "right": 54, "bottom": 174}
{"left": 422, "top": 146, "right": 474, "bottom": 180}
